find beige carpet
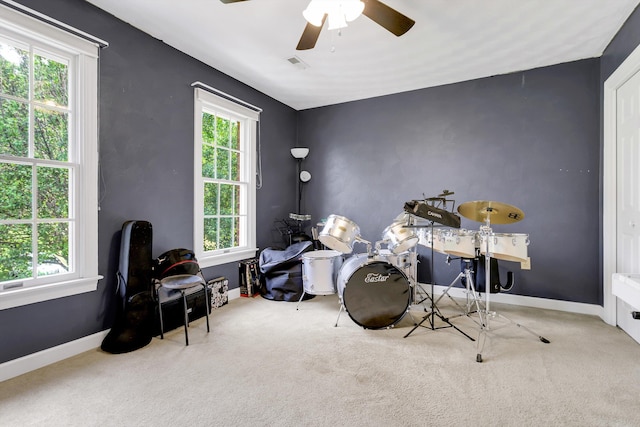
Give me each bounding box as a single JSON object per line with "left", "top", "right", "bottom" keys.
{"left": 1, "top": 293, "right": 640, "bottom": 426}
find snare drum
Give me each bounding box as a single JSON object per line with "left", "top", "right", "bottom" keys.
{"left": 481, "top": 233, "right": 529, "bottom": 262}
{"left": 443, "top": 229, "right": 479, "bottom": 258}
{"left": 382, "top": 221, "right": 418, "bottom": 254}
{"left": 337, "top": 254, "right": 411, "bottom": 329}
{"left": 318, "top": 215, "right": 361, "bottom": 254}
{"left": 301, "top": 250, "right": 343, "bottom": 295}
{"left": 417, "top": 228, "right": 447, "bottom": 254}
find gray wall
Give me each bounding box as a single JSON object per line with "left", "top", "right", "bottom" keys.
{"left": 299, "top": 59, "right": 601, "bottom": 305}
{"left": 0, "top": 0, "right": 298, "bottom": 364}
{"left": 2, "top": 0, "right": 640, "bottom": 366}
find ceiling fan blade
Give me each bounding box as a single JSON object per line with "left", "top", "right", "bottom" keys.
{"left": 219, "top": 0, "right": 250, "bottom": 4}
{"left": 362, "top": 0, "right": 415, "bottom": 36}
{"left": 296, "top": 14, "right": 327, "bottom": 50}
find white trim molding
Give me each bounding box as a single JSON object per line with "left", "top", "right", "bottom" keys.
{"left": 1, "top": 289, "right": 243, "bottom": 382}
{"left": 0, "top": 2, "right": 103, "bottom": 309}
{"left": 0, "top": 330, "right": 108, "bottom": 383}
{"left": 430, "top": 284, "right": 603, "bottom": 317}
{"left": 603, "top": 42, "right": 640, "bottom": 326}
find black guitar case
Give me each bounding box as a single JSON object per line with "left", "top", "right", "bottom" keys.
{"left": 101, "top": 220, "right": 155, "bottom": 354}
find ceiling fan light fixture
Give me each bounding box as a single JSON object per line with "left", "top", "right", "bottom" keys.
{"left": 327, "top": 12, "right": 348, "bottom": 31}
{"left": 302, "top": 2, "right": 325, "bottom": 27}
{"left": 303, "top": 0, "right": 364, "bottom": 29}
{"left": 342, "top": 0, "right": 365, "bottom": 22}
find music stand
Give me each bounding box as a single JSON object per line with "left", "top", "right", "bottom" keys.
{"left": 401, "top": 193, "right": 475, "bottom": 341}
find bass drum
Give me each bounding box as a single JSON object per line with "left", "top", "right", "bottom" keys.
{"left": 337, "top": 254, "right": 411, "bottom": 329}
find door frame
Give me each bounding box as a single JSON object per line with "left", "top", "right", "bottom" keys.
{"left": 603, "top": 43, "right": 640, "bottom": 325}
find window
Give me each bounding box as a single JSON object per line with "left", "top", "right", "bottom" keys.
{"left": 0, "top": 4, "right": 103, "bottom": 309}
{"left": 194, "top": 87, "right": 258, "bottom": 268}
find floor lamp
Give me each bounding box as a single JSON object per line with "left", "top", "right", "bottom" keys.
{"left": 291, "top": 147, "right": 311, "bottom": 215}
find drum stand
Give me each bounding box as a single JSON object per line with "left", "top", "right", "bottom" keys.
{"left": 434, "top": 256, "right": 486, "bottom": 325}
{"left": 403, "top": 222, "right": 475, "bottom": 341}
{"left": 472, "top": 221, "right": 550, "bottom": 363}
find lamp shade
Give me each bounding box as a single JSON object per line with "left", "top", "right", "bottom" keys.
{"left": 300, "top": 170, "right": 312, "bottom": 182}
{"left": 291, "top": 147, "right": 310, "bottom": 159}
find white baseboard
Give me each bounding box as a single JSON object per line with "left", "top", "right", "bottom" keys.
{"left": 0, "top": 330, "right": 109, "bottom": 383}
{"left": 427, "top": 283, "right": 603, "bottom": 317}
{"left": 228, "top": 287, "right": 241, "bottom": 300}
{"left": 1, "top": 288, "right": 243, "bottom": 383}
{"left": 1, "top": 286, "right": 599, "bottom": 383}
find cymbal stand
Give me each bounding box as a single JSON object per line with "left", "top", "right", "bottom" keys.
{"left": 474, "top": 219, "right": 549, "bottom": 363}
{"left": 403, "top": 221, "right": 474, "bottom": 341}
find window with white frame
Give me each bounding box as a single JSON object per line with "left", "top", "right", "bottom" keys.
{"left": 194, "top": 87, "right": 258, "bottom": 268}
{"left": 0, "top": 4, "right": 102, "bottom": 309}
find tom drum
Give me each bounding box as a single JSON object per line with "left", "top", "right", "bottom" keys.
{"left": 301, "top": 250, "right": 343, "bottom": 295}
{"left": 318, "top": 215, "right": 361, "bottom": 254}
{"left": 382, "top": 221, "right": 418, "bottom": 254}
{"left": 417, "top": 228, "right": 448, "bottom": 254}
{"left": 481, "top": 233, "right": 529, "bottom": 262}
{"left": 337, "top": 254, "right": 411, "bottom": 329}
{"left": 443, "top": 229, "right": 479, "bottom": 259}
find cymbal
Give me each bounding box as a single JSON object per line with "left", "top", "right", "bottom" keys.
{"left": 457, "top": 200, "right": 525, "bottom": 224}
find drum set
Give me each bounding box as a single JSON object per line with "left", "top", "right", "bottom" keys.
{"left": 296, "top": 214, "right": 417, "bottom": 330}
{"left": 297, "top": 197, "right": 549, "bottom": 362}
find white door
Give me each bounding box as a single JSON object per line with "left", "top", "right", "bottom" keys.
{"left": 616, "top": 69, "right": 640, "bottom": 274}
{"left": 616, "top": 68, "right": 640, "bottom": 339}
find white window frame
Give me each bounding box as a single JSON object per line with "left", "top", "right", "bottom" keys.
{"left": 194, "top": 87, "right": 258, "bottom": 268}
{"left": 0, "top": 3, "right": 103, "bottom": 310}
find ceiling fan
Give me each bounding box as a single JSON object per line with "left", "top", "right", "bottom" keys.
{"left": 219, "top": 0, "right": 415, "bottom": 50}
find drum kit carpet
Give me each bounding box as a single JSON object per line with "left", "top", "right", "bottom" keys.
{"left": 299, "top": 193, "right": 549, "bottom": 362}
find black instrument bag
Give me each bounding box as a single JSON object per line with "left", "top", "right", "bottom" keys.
{"left": 259, "top": 241, "right": 313, "bottom": 301}
{"left": 101, "top": 220, "right": 155, "bottom": 354}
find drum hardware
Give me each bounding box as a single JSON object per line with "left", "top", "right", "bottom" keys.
{"left": 400, "top": 194, "right": 476, "bottom": 341}
{"left": 402, "top": 221, "right": 475, "bottom": 341}
{"left": 457, "top": 200, "right": 550, "bottom": 363}
{"left": 431, "top": 255, "right": 487, "bottom": 326}
{"left": 274, "top": 216, "right": 313, "bottom": 247}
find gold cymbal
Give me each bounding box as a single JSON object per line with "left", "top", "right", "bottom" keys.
{"left": 457, "top": 200, "right": 525, "bottom": 224}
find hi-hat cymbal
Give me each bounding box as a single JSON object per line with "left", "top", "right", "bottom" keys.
{"left": 457, "top": 200, "right": 525, "bottom": 224}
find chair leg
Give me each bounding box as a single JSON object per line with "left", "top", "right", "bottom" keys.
{"left": 202, "top": 283, "right": 210, "bottom": 333}
{"left": 181, "top": 291, "right": 190, "bottom": 346}
{"left": 158, "top": 295, "right": 164, "bottom": 340}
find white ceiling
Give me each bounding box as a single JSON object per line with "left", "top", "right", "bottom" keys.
{"left": 85, "top": 0, "right": 640, "bottom": 111}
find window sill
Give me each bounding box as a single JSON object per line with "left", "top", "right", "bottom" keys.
{"left": 0, "top": 276, "right": 103, "bottom": 310}
{"left": 198, "top": 248, "right": 259, "bottom": 269}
